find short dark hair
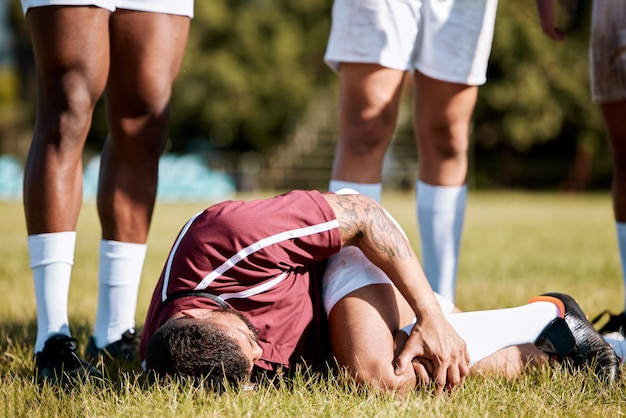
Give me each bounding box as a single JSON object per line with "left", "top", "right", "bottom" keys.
{"left": 145, "top": 316, "right": 251, "bottom": 390}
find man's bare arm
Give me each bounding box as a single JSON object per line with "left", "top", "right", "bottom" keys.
{"left": 323, "top": 193, "right": 470, "bottom": 392}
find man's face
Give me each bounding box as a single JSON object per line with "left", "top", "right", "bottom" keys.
{"left": 180, "top": 308, "right": 263, "bottom": 375}
{"left": 212, "top": 310, "right": 263, "bottom": 374}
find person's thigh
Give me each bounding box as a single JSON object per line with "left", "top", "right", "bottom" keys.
{"left": 26, "top": 6, "right": 111, "bottom": 104}
{"left": 414, "top": 73, "right": 477, "bottom": 185}
{"left": 600, "top": 101, "right": 626, "bottom": 221}
{"left": 601, "top": 101, "right": 626, "bottom": 150}
{"left": 106, "top": 11, "right": 190, "bottom": 119}
{"left": 328, "top": 283, "right": 418, "bottom": 392}
{"left": 332, "top": 63, "right": 405, "bottom": 182}
{"left": 415, "top": 0, "right": 498, "bottom": 85}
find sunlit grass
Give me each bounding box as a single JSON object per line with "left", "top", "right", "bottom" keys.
{"left": 1, "top": 191, "right": 625, "bottom": 416}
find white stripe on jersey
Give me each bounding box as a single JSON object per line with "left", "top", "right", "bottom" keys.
{"left": 193, "top": 219, "right": 339, "bottom": 291}
{"left": 219, "top": 271, "right": 288, "bottom": 301}
{"left": 161, "top": 211, "right": 204, "bottom": 302}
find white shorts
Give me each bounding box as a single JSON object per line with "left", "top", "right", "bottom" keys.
{"left": 324, "top": 0, "right": 498, "bottom": 85}
{"left": 590, "top": 0, "right": 626, "bottom": 103}
{"left": 20, "top": 0, "right": 193, "bottom": 17}
{"left": 322, "top": 246, "right": 455, "bottom": 317}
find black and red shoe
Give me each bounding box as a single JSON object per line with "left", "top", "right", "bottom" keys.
{"left": 530, "top": 292, "right": 620, "bottom": 383}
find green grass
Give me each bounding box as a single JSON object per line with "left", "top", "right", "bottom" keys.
{"left": 2, "top": 191, "right": 626, "bottom": 417}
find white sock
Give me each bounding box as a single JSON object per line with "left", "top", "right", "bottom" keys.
{"left": 329, "top": 180, "right": 382, "bottom": 202}
{"left": 604, "top": 337, "right": 626, "bottom": 363}
{"left": 401, "top": 301, "right": 559, "bottom": 365}
{"left": 93, "top": 240, "right": 146, "bottom": 348}
{"left": 28, "top": 232, "right": 76, "bottom": 353}
{"left": 416, "top": 181, "right": 467, "bottom": 303}
{"left": 616, "top": 222, "right": 626, "bottom": 311}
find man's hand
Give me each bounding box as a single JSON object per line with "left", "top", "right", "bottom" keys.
{"left": 536, "top": 0, "right": 578, "bottom": 41}
{"left": 537, "top": 0, "right": 564, "bottom": 41}
{"left": 395, "top": 314, "right": 470, "bottom": 394}
{"left": 324, "top": 192, "right": 470, "bottom": 392}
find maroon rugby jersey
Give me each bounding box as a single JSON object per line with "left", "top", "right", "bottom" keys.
{"left": 140, "top": 190, "right": 342, "bottom": 371}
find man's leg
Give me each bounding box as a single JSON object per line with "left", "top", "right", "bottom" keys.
{"left": 328, "top": 63, "right": 405, "bottom": 202}
{"left": 414, "top": 73, "right": 477, "bottom": 303}
{"left": 91, "top": 10, "right": 190, "bottom": 352}
{"left": 23, "top": 6, "right": 111, "bottom": 353}
{"left": 326, "top": 246, "right": 621, "bottom": 391}
{"left": 586, "top": 0, "right": 626, "bottom": 335}
{"left": 602, "top": 102, "right": 626, "bottom": 312}
{"left": 329, "top": 281, "right": 556, "bottom": 394}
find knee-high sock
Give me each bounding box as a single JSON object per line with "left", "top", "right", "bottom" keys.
{"left": 93, "top": 240, "right": 146, "bottom": 347}
{"left": 402, "top": 301, "right": 559, "bottom": 365}
{"left": 28, "top": 232, "right": 75, "bottom": 353}
{"left": 329, "top": 180, "right": 382, "bottom": 202}
{"left": 417, "top": 181, "right": 467, "bottom": 303}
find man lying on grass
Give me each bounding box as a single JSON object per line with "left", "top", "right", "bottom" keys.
{"left": 140, "top": 190, "right": 621, "bottom": 393}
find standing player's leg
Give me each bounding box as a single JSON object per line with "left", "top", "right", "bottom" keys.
{"left": 324, "top": 0, "right": 420, "bottom": 201}
{"left": 588, "top": 0, "right": 626, "bottom": 336}
{"left": 595, "top": 102, "right": 626, "bottom": 333}
{"left": 23, "top": 5, "right": 111, "bottom": 383}
{"left": 328, "top": 63, "right": 404, "bottom": 201}
{"left": 605, "top": 102, "right": 626, "bottom": 310}
{"left": 89, "top": 9, "right": 190, "bottom": 360}
{"left": 411, "top": 0, "right": 497, "bottom": 303}
{"left": 414, "top": 74, "right": 476, "bottom": 303}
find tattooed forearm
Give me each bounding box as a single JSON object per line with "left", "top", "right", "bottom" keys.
{"left": 324, "top": 193, "right": 413, "bottom": 261}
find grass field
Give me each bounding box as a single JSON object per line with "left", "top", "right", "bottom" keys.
{"left": 1, "top": 191, "right": 626, "bottom": 416}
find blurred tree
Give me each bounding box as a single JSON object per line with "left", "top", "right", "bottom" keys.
{"left": 0, "top": 0, "right": 33, "bottom": 157}
{"left": 474, "top": 1, "right": 608, "bottom": 188}
{"left": 88, "top": 0, "right": 334, "bottom": 154}
{"left": 477, "top": 1, "right": 600, "bottom": 149}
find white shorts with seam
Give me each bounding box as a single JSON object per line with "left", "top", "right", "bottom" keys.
{"left": 324, "top": 0, "right": 498, "bottom": 85}
{"left": 20, "top": 0, "right": 193, "bottom": 17}
{"left": 590, "top": 0, "right": 626, "bottom": 104}
{"left": 322, "top": 246, "right": 455, "bottom": 317}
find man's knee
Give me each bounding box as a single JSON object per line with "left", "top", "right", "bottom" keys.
{"left": 340, "top": 117, "right": 394, "bottom": 157}
{"left": 38, "top": 77, "right": 99, "bottom": 141}
{"left": 418, "top": 119, "right": 469, "bottom": 161}
{"left": 343, "top": 359, "right": 416, "bottom": 393}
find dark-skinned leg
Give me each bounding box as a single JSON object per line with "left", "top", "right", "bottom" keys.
{"left": 328, "top": 278, "right": 552, "bottom": 394}
{"left": 23, "top": 5, "right": 110, "bottom": 354}
{"left": 91, "top": 10, "right": 190, "bottom": 350}
{"left": 602, "top": 101, "right": 626, "bottom": 312}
